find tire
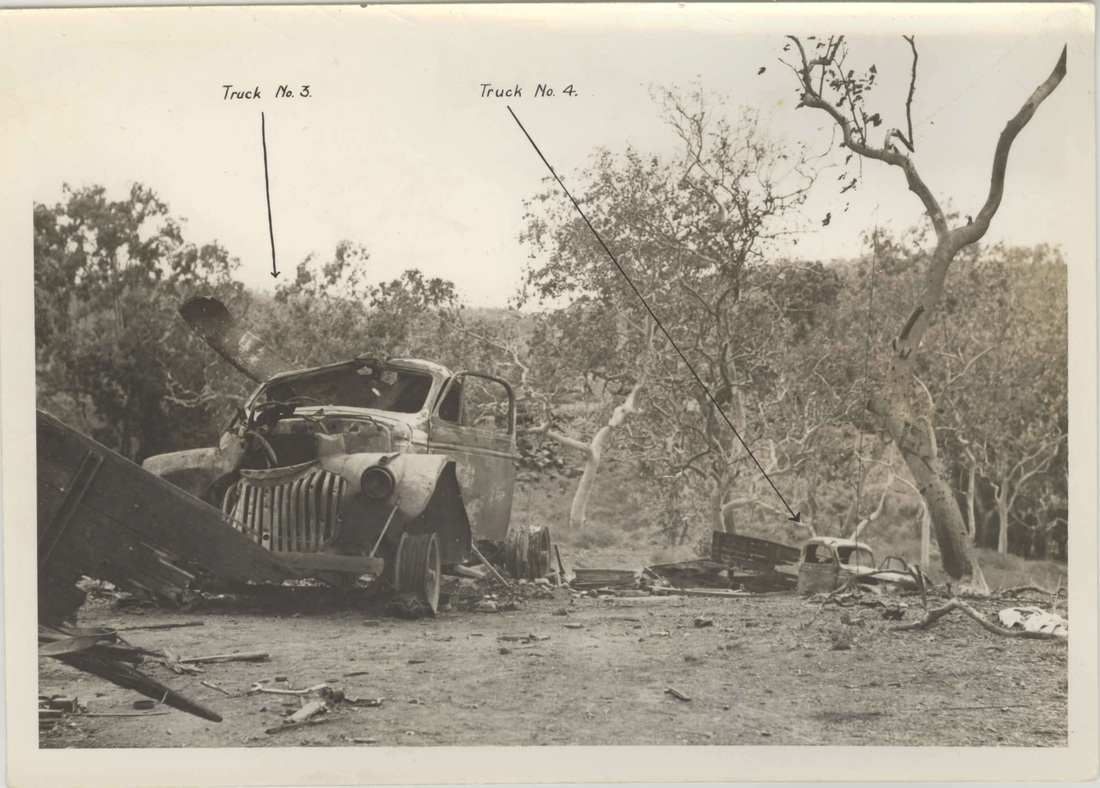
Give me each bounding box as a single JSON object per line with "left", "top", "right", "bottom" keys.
{"left": 505, "top": 527, "right": 529, "bottom": 579}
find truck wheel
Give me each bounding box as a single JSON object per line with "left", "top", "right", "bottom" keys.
{"left": 505, "top": 527, "right": 529, "bottom": 579}
{"left": 394, "top": 533, "right": 441, "bottom": 614}
{"left": 527, "top": 526, "right": 552, "bottom": 579}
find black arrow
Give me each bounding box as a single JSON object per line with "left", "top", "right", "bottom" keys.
{"left": 261, "top": 112, "right": 279, "bottom": 279}
{"left": 508, "top": 106, "right": 801, "bottom": 524}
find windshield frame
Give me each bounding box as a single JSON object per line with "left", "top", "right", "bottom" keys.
{"left": 241, "top": 359, "right": 445, "bottom": 420}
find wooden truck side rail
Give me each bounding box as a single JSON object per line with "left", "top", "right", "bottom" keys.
{"left": 710, "top": 531, "right": 801, "bottom": 571}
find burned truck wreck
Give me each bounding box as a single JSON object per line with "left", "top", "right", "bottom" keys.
{"left": 143, "top": 296, "right": 550, "bottom": 611}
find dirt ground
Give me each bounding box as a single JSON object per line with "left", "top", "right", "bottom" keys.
{"left": 40, "top": 575, "right": 1068, "bottom": 748}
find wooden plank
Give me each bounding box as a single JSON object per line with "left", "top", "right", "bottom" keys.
{"left": 37, "top": 411, "right": 296, "bottom": 584}
{"left": 38, "top": 484, "right": 197, "bottom": 601}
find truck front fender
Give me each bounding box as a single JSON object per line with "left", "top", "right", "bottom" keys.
{"left": 143, "top": 439, "right": 245, "bottom": 503}
{"left": 322, "top": 451, "right": 471, "bottom": 567}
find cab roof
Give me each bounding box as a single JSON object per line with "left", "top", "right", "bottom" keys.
{"left": 804, "top": 536, "right": 873, "bottom": 553}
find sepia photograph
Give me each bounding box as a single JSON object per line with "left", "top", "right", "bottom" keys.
{"left": 0, "top": 3, "right": 1096, "bottom": 785}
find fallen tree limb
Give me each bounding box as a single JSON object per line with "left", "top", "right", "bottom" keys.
{"left": 894, "top": 598, "right": 1066, "bottom": 639}
{"left": 997, "top": 585, "right": 1066, "bottom": 598}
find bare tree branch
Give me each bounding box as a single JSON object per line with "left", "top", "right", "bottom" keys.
{"left": 954, "top": 46, "right": 1068, "bottom": 249}
{"left": 786, "top": 35, "right": 948, "bottom": 237}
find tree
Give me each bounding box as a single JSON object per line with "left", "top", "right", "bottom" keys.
{"left": 520, "top": 89, "right": 820, "bottom": 534}
{"left": 782, "top": 35, "right": 1067, "bottom": 593}
{"left": 925, "top": 244, "right": 1068, "bottom": 554}
{"left": 34, "top": 184, "right": 247, "bottom": 459}
{"left": 268, "top": 242, "right": 462, "bottom": 367}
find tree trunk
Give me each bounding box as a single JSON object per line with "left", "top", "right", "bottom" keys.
{"left": 871, "top": 242, "right": 990, "bottom": 595}
{"left": 920, "top": 498, "right": 931, "bottom": 571}
{"left": 567, "top": 444, "right": 599, "bottom": 531}
{"left": 965, "top": 462, "right": 977, "bottom": 540}
{"left": 996, "top": 490, "right": 1010, "bottom": 554}
{"left": 550, "top": 381, "right": 643, "bottom": 530}
{"left": 711, "top": 485, "right": 727, "bottom": 533}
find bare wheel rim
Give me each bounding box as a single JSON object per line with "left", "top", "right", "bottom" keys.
{"left": 395, "top": 532, "right": 441, "bottom": 614}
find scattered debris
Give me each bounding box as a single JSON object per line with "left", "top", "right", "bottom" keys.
{"left": 997, "top": 607, "right": 1068, "bottom": 638}
{"left": 39, "top": 695, "right": 87, "bottom": 731}
{"left": 498, "top": 633, "right": 550, "bottom": 643}
{"left": 201, "top": 681, "right": 234, "bottom": 696}
{"left": 287, "top": 700, "right": 328, "bottom": 724}
{"left": 265, "top": 715, "right": 334, "bottom": 735}
{"left": 115, "top": 621, "right": 206, "bottom": 633}
{"left": 831, "top": 629, "right": 854, "bottom": 651}
{"left": 882, "top": 603, "right": 907, "bottom": 621}
{"left": 652, "top": 587, "right": 758, "bottom": 599}
{"left": 345, "top": 696, "right": 384, "bottom": 708}
{"left": 38, "top": 623, "right": 222, "bottom": 722}
{"left": 455, "top": 564, "right": 489, "bottom": 580}
{"left": 693, "top": 616, "right": 714, "bottom": 628}
{"left": 897, "top": 599, "right": 1068, "bottom": 640}
{"left": 571, "top": 569, "right": 637, "bottom": 591}
{"left": 998, "top": 584, "right": 1066, "bottom": 598}
{"left": 43, "top": 696, "right": 81, "bottom": 713}
{"left": 390, "top": 593, "right": 435, "bottom": 620}
{"left": 564, "top": 622, "right": 583, "bottom": 630}
{"left": 470, "top": 541, "right": 514, "bottom": 589}
{"left": 180, "top": 651, "right": 269, "bottom": 665}
{"left": 643, "top": 560, "right": 735, "bottom": 590}
{"left": 927, "top": 704, "right": 1032, "bottom": 713}
{"left": 249, "top": 682, "right": 330, "bottom": 697}
{"left": 665, "top": 687, "right": 692, "bottom": 702}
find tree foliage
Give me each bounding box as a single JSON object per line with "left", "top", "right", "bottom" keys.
{"left": 34, "top": 184, "right": 248, "bottom": 459}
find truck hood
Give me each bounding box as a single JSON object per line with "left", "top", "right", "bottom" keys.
{"left": 179, "top": 296, "right": 296, "bottom": 384}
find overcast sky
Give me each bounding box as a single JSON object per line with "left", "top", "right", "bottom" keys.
{"left": 4, "top": 4, "right": 1093, "bottom": 307}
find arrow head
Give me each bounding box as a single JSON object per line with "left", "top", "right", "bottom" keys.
{"left": 270, "top": 270, "right": 281, "bottom": 279}
{"left": 788, "top": 512, "right": 802, "bottom": 523}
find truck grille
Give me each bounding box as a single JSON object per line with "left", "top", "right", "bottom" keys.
{"left": 223, "top": 463, "right": 346, "bottom": 552}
